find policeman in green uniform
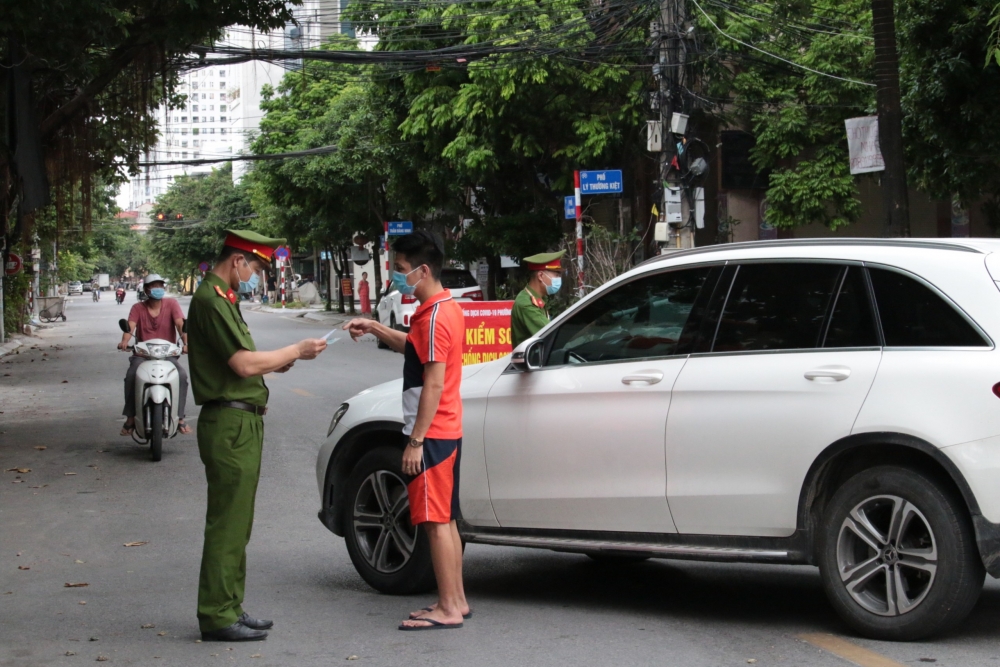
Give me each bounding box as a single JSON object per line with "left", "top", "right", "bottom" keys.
{"left": 511, "top": 250, "right": 565, "bottom": 347}
{"left": 188, "top": 230, "right": 328, "bottom": 642}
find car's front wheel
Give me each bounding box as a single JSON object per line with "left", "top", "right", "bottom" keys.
{"left": 343, "top": 447, "right": 436, "bottom": 595}
{"left": 818, "top": 466, "right": 984, "bottom": 640}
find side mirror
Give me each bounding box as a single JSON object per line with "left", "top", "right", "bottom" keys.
{"left": 118, "top": 319, "right": 129, "bottom": 333}
{"left": 510, "top": 337, "right": 544, "bottom": 371}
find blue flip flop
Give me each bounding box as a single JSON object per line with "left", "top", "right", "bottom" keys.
{"left": 411, "top": 606, "right": 473, "bottom": 620}
{"left": 398, "top": 618, "right": 464, "bottom": 631}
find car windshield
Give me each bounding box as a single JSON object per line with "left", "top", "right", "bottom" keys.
{"left": 441, "top": 270, "right": 478, "bottom": 289}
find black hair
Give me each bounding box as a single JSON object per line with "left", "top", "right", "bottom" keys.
{"left": 217, "top": 245, "right": 262, "bottom": 265}
{"left": 392, "top": 230, "right": 444, "bottom": 279}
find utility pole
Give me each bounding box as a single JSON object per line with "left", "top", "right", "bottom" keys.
{"left": 872, "top": 0, "right": 910, "bottom": 237}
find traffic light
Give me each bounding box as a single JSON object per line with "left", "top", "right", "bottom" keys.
{"left": 155, "top": 212, "right": 166, "bottom": 221}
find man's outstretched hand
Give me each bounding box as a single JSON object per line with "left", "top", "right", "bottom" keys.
{"left": 296, "top": 338, "right": 328, "bottom": 360}
{"left": 343, "top": 318, "right": 376, "bottom": 341}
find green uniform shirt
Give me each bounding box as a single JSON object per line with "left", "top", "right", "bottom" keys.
{"left": 188, "top": 273, "right": 268, "bottom": 406}
{"left": 511, "top": 286, "right": 550, "bottom": 348}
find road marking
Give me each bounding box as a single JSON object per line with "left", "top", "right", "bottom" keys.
{"left": 290, "top": 388, "right": 314, "bottom": 397}
{"left": 798, "top": 633, "right": 906, "bottom": 667}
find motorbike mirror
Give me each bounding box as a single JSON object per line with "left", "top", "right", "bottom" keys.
{"left": 118, "top": 319, "right": 129, "bottom": 333}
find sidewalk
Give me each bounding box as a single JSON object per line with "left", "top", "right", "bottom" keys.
{"left": 0, "top": 335, "right": 27, "bottom": 358}
{"left": 245, "top": 302, "right": 352, "bottom": 325}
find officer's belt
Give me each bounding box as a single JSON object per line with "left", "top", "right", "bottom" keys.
{"left": 205, "top": 400, "right": 267, "bottom": 416}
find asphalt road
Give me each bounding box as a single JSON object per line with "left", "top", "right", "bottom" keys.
{"left": 3, "top": 292, "right": 1000, "bottom": 667}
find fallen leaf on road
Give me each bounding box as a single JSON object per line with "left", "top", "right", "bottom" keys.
{"left": 157, "top": 632, "right": 166, "bottom": 636}
{"left": 65, "top": 651, "right": 76, "bottom": 656}
{"left": 6, "top": 468, "right": 31, "bottom": 473}
{"left": 75, "top": 560, "right": 85, "bottom": 564}
{"left": 78, "top": 601, "right": 86, "bottom": 605}
{"left": 34, "top": 446, "right": 46, "bottom": 450}
{"left": 123, "top": 541, "right": 147, "bottom": 547}
{"left": 347, "top": 656, "right": 359, "bottom": 661}
{"left": 61, "top": 380, "right": 68, "bottom": 383}
{"left": 87, "top": 464, "right": 98, "bottom": 468}
{"left": 747, "top": 661, "right": 757, "bottom": 665}
{"left": 141, "top": 624, "right": 154, "bottom": 629}
{"left": 96, "top": 656, "right": 108, "bottom": 662}
{"left": 194, "top": 640, "right": 202, "bottom": 643}
{"left": 12, "top": 480, "right": 23, "bottom": 484}
{"left": 89, "top": 638, "right": 98, "bottom": 641}
{"left": 64, "top": 582, "right": 89, "bottom": 588}
{"left": 17, "top": 566, "right": 29, "bottom": 570}
{"left": 64, "top": 472, "right": 77, "bottom": 476}
{"left": 250, "top": 654, "right": 261, "bottom": 659}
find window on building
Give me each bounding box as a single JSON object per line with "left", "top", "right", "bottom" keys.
{"left": 209, "top": 128, "right": 215, "bottom": 134}
{"left": 192, "top": 117, "right": 198, "bottom": 124}
{"left": 220, "top": 93, "right": 227, "bottom": 101}
{"left": 210, "top": 93, "right": 215, "bottom": 99}
{"left": 209, "top": 116, "right": 214, "bottom": 122}
{"left": 181, "top": 141, "right": 188, "bottom": 147}
{"left": 221, "top": 128, "right": 227, "bottom": 135}
{"left": 193, "top": 152, "right": 200, "bottom": 158}
{"left": 220, "top": 70, "right": 226, "bottom": 77}
{"left": 201, "top": 93, "right": 207, "bottom": 100}
{"left": 181, "top": 128, "right": 188, "bottom": 135}
{"left": 181, "top": 116, "right": 187, "bottom": 123}
{"left": 219, "top": 83, "right": 226, "bottom": 90}
{"left": 220, "top": 105, "right": 227, "bottom": 112}
{"left": 193, "top": 104, "right": 198, "bottom": 112}
{"left": 167, "top": 175, "right": 173, "bottom": 181}
{"left": 193, "top": 140, "right": 200, "bottom": 147}
{"left": 182, "top": 151, "right": 188, "bottom": 158}
{"left": 192, "top": 82, "right": 198, "bottom": 89}
{"left": 220, "top": 116, "right": 227, "bottom": 122}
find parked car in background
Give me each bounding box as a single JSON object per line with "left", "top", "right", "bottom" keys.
{"left": 319, "top": 238, "right": 1000, "bottom": 641}
{"left": 374, "top": 268, "right": 483, "bottom": 348}
{"left": 67, "top": 281, "right": 84, "bottom": 296}
{"left": 82, "top": 283, "right": 92, "bottom": 292}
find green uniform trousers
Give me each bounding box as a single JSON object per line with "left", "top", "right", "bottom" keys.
{"left": 196, "top": 404, "right": 264, "bottom": 632}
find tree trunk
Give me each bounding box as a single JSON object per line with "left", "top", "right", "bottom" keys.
{"left": 342, "top": 246, "right": 356, "bottom": 315}
{"left": 486, "top": 254, "right": 501, "bottom": 300}
{"left": 324, "top": 246, "right": 334, "bottom": 312}
{"left": 331, "top": 246, "right": 346, "bottom": 313}
{"left": 872, "top": 0, "right": 910, "bottom": 237}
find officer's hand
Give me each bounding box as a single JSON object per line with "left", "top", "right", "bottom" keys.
{"left": 343, "top": 318, "right": 374, "bottom": 341}
{"left": 402, "top": 444, "right": 423, "bottom": 476}
{"left": 296, "top": 338, "right": 327, "bottom": 360}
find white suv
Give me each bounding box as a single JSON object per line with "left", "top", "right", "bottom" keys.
{"left": 317, "top": 239, "right": 1000, "bottom": 640}
{"left": 374, "top": 268, "right": 483, "bottom": 348}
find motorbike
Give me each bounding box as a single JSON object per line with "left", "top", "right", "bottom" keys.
{"left": 115, "top": 288, "right": 126, "bottom": 305}
{"left": 118, "top": 319, "right": 182, "bottom": 461}
{"left": 92, "top": 288, "right": 100, "bottom": 302}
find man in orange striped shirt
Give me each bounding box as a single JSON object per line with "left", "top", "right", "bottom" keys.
{"left": 344, "top": 231, "right": 469, "bottom": 631}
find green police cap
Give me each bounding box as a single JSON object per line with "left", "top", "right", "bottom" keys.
{"left": 522, "top": 250, "right": 566, "bottom": 271}
{"left": 223, "top": 229, "right": 287, "bottom": 262}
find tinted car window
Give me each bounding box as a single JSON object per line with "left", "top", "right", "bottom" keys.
{"left": 547, "top": 268, "right": 711, "bottom": 366}
{"left": 869, "top": 267, "right": 988, "bottom": 347}
{"left": 441, "top": 270, "right": 479, "bottom": 289}
{"left": 824, "top": 267, "right": 879, "bottom": 348}
{"left": 713, "top": 263, "right": 842, "bottom": 352}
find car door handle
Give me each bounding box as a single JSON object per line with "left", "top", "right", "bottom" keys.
{"left": 622, "top": 372, "right": 664, "bottom": 386}
{"left": 804, "top": 366, "right": 852, "bottom": 382}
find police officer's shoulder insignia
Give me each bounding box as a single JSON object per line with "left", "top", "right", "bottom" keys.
{"left": 530, "top": 294, "right": 546, "bottom": 309}
{"left": 214, "top": 285, "right": 237, "bottom": 304}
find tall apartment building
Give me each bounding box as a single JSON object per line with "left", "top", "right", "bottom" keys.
{"left": 119, "top": 0, "right": 356, "bottom": 210}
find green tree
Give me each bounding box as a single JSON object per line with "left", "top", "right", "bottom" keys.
{"left": 147, "top": 163, "right": 254, "bottom": 287}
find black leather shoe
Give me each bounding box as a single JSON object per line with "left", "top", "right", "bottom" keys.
{"left": 201, "top": 622, "right": 268, "bottom": 642}
{"left": 238, "top": 612, "right": 274, "bottom": 630}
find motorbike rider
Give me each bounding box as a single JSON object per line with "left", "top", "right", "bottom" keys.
{"left": 117, "top": 274, "right": 192, "bottom": 436}
{"left": 115, "top": 285, "right": 126, "bottom": 304}
{"left": 92, "top": 284, "right": 101, "bottom": 302}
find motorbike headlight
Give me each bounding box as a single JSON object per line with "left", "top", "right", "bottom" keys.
{"left": 147, "top": 344, "right": 171, "bottom": 358}
{"left": 327, "top": 403, "right": 349, "bottom": 437}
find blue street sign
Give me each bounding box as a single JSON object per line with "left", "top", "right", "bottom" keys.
{"left": 579, "top": 169, "right": 623, "bottom": 194}
{"left": 274, "top": 246, "right": 290, "bottom": 259}
{"left": 564, "top": 196, "right": 576, "bottom": 219}
{"left": 387, "top": 220, "right": 413, "bottom": 236}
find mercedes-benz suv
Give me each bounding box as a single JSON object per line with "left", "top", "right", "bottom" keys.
{"left": 317, "top": 238, "right": 1000, "bottom": 640}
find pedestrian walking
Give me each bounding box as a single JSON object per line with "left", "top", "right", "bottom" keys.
{"left": 187, "top": 229, "right": 328, "bottom": 642}
{"left": 266, "top": 272, "right": 276, "bottom": 305}
{"left": 510, "top": 250, "right": 565, "bottom": 347}
{"left": 358, "top": 271, "right": 371, "bottom": 317}
{"left": 344, "top": 230, "right": 469, "bottom": 630}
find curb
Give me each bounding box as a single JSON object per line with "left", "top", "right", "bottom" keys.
{"left": 303, "top": 312, "right": 349, "bottom": 323}
{"left": 0, "top": 338, "right": 23, "bottom": 358}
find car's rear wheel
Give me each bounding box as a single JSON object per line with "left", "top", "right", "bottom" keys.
{"left": 818, "top": 466, "right": 983, "bottom": 640}
{"left": 343, "top": 447, "right": 436, "bottom": 595}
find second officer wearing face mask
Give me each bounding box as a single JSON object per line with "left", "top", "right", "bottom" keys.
{"left": 118, "top": 273, "right": 192, "bottom": 435}
{"left": 510, "top": 250, "right": 565, "bottom": 348}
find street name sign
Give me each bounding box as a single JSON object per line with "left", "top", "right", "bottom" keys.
{"left": 387, "top": 221, "right": 413, "bottom": 236}
{"left": 580, "top": 170, "right": 623, "bottom": 194}
{"left": 564, "top": 196, "right": 576, "bottom": 219}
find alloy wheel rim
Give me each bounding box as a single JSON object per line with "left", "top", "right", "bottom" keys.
{"left": 353, "top": 470, "right": 415, "bottom": 574}
{"left": 836, "top": 494, "right": 938, "bottom": 616}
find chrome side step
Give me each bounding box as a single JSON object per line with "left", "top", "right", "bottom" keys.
{"left": 463, "top": 532, "right": 791, "bottom": 562}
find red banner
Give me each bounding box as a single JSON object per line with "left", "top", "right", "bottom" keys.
{"left": 460, "top": 300, "right": 514, "bottom": 365}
